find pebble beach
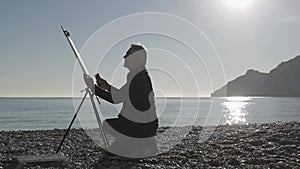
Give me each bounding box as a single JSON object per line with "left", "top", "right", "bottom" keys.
{"left": 1, "top": 121, "right": 299, "bottom": 168}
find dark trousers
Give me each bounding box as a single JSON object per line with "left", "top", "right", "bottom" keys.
{"left": 103, "top": 115, "right": 158, "bottom": 138}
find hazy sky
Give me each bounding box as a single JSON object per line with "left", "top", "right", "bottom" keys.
{"left": 1, "top": 0, "right": 300, "bottom": 97}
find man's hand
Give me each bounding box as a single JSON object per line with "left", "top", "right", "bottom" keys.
{"left": 83, "top": 74, "right": 95, "bottom": 90}
{"left": 95, "top": 73, "right": 111, "bottom": 91}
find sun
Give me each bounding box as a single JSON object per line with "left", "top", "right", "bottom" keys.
{"left": 224, "top": 0, "right": 254, "bottom": 9}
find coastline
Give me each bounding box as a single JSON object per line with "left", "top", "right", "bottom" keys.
{"left": 1, "top": 121, "right": 299, "bottom": 168}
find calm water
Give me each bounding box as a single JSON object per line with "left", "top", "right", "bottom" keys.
{"left": 0, "top": 97, "right": 299, "bottom": 131}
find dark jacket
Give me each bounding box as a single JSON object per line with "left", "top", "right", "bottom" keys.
{"left": 94, "top": 67, "right": 158, "bottom": 124}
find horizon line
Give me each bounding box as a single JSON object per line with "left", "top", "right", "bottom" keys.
{"left": 0, "top": 96, "right": 208, "bottom": 98}
{"left": 0, "top": 96, "right": 282, "bottom": 99}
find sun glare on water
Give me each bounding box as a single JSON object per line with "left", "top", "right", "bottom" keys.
{"left": 224, "top": 0, "right": 254, "bottom": 9}
{"left": 223, "top": 97, "right": 251, "bottom": 125}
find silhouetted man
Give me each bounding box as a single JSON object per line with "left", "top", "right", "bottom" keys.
{"left": 84, "top": 44, "right": 158, "bottom": 157}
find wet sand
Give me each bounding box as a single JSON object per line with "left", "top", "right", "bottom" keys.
{"left": 1, "top": 121, "right": 299, "bottom": 168}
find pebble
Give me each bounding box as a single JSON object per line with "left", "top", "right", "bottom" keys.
{"left": 1, "top": 121, "right": 300, "bottom": 168}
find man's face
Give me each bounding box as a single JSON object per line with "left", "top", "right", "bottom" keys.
{"left": 123, "top": 55, "right": 133, "bottom": 69}
{"left": 123, "top": 57, "right": 128, "bottom": 68}
{"left": 123, "top": 47, "right": 135, "bottom": 69}
{"left": 123, "top": 46, "right": 145, "bottom": 70}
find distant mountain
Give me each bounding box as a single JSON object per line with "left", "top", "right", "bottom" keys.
{"left": 211, "top": 55, "right": 300, "bottom": 97}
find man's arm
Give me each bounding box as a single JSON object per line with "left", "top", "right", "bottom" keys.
{"left": 84, "top": 73, "right": 125, "bottom": 104}
{"left": 94, "top": 85, "right": 114, "bottom": 103}
{"left": 95, "top": 84, "right": 126, "bottom": 104}
{"left": 83, "top": 74, "right": 114, "bottom": 103}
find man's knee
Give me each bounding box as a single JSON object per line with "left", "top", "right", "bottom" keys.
{"left": 103, "top": 118, "right": 123, "bottom": 137}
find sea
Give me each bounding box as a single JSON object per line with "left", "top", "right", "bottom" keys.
{"left": 0, "top": 97, "right": 299, "bottom": 131}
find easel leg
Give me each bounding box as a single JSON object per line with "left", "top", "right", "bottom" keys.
{"left": 56, "top": 90, "right": 88, "bottom": 154}
{"left": 88, "top": 91, "right": 109, "bottom": 149}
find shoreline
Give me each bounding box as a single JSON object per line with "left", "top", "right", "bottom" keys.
{"left": 1, "top": 120, "right": 297, "bottom": 132}
{"left": 1, "top": 121, "right": 299, "bottom": 168}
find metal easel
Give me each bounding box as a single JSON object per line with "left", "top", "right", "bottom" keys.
{"left": 56, "top": 26, "right": 109, "bottom": 154}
